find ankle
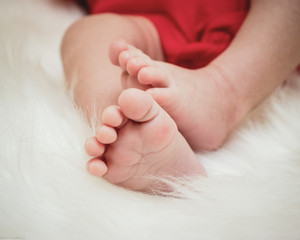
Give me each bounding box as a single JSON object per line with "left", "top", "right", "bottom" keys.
{"left": 206, "top": 64, "right": 248, "bottom": 129}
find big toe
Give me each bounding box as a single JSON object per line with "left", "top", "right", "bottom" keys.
{"left": 118, "top": 88, "right": 159, "bottom": 122}
{"left": 118, "top": 88, "right": 177, "bottom": 152}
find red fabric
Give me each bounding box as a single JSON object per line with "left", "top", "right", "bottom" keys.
{"left": 86, "top": 0, "right": 249, "bottom": 69}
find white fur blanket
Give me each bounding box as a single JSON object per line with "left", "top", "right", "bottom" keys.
{"left": 1, "top": 0, "right": 300, "bottom": 239}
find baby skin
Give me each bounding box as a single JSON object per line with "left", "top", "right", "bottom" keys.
{"left": 109, "top": 39, "right": 241, "bottom": 151}
{"left": 65, "top": 1, "right": 300, "bottom": 193}
{"left": 85, "top": 88, "right": 206, "bottom": 192}
{"left": 85, "top": 40, "right": 237, "bottom": 191}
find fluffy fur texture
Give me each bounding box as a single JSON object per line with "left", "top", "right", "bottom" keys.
{"left": 1, "top": 0, "right": 300, "bottom": 239}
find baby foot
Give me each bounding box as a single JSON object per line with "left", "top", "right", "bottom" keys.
{"left": 85, "top": 88, "right": 205, "bottom": 192}
{"left": 110, "top": 39, "right": 242, "bottom": 150}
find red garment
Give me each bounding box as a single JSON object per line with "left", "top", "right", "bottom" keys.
{"left": 86, "top": 0, "right": 249, "bottom": 69}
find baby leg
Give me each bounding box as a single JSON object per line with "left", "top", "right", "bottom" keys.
{"left": 61, "top": 13, "right": 164, "bottom": 120}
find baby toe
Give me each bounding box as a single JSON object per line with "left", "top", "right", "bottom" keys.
{"left": 138, "top": 66, "right": 170, "bottom": 87}
{"left": 87, "top": 158, "right": 108, "bottom": 177}
{"left": 118, "top": 50, "right": 140, "bottom": 70}
{"left": 96, "top": 125, "right": 117, "bottom": 144}
{"left": 85, "top": 136, "right": 105, "bottom": 156}
{"left": 126, "top": 56, "right": 152, "bottom": 77}
{"left": 109, "top": 39, "right": 128, "bottom": 66}
{"left": 127, "top": 44, "right": 150, "bottom": 59}
{"left": 102, "top": 105, "right": 125, "bottom": 127}
{"left": 118, "top": 88, "right": 159, "bottom": 122}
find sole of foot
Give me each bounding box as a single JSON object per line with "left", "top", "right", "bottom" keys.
{"left": 85, "top": 88, "right": 206, "bottom": 192}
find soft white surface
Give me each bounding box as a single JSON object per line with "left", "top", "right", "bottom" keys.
{"left": 1, "top": 0, "right": 300, "bottom": 239}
